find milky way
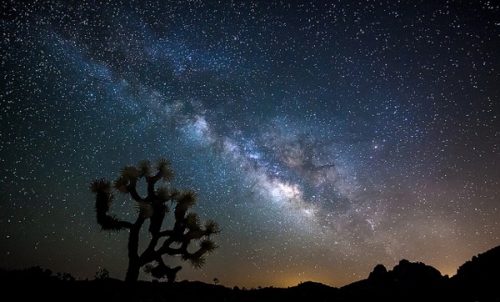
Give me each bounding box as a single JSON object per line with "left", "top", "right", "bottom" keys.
{"left": 1, "top": 1, "right": 499, "bottom": 287}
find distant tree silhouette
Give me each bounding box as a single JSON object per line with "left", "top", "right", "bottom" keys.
{"left": 90, "top": 159, "right": 219, "bottom": 282}
{"left": 94, "top": 268, "right": 110, "bottom": 280}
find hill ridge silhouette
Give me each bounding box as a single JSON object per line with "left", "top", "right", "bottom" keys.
{"left": 2, "top": 244, "right": 499, "bottom": 301}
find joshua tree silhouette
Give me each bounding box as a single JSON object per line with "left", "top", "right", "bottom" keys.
{"left": 90, "top": 159, "right": 219, "bottom": 282}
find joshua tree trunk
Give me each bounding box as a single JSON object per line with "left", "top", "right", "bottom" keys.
{"left": 125, "top": 219, "right": 143, "bottom": 282}
{"left": 125, "top": 259, "right": 140, "bottom": 282}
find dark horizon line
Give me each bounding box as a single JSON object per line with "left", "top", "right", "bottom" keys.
{"left": 3, "top": 243, "right": 498, "bottom": 289}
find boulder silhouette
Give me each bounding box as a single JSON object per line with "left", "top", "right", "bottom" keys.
{"left": 390, "top": 259, "right": 444, "bottom": 288}
{"left": 368, "top": 264, "right": 388, "bottom": 281}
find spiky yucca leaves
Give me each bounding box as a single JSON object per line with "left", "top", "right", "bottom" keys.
{"left": 177, "top": 190, "right": 197, "bottom": 206}
{"left": 168, "top": 188, "right": 180, "bottom": 200}
{"left": 90, "top": 178, "right": 111, "bottom": 194}
{"left": 200, "top": 239, "right": 217, "bottom": 253}
{"left": 157, "top": 158, "right": 174, "bottom": 180}
{"left": 114, "top": 176, "right": 129, "bottom": 193}
{"left": 114, "top": 165, "right": 142, "bottom": 193}
{"left": 174, "top": 190, "right": 197, "bottom": 220}
{"left": 186, "top": 213, "right": 201, "bottom": 231}
{"left": 137, "top": 160, "right": 151, "bottom": 177}
{"left": 181, "top": 239, "right": 217, "bottom": 269}
{"left": 156, "top": 186, "right": 170, "bottom": 201}
{"left": 204, "top": 220, "right": 220, "bottom": 236}
{"left": 121, "top": 166, "right": 140, "bottom": 180}
{"left": 187, "top": 256, "right": 206, "bottom": 269}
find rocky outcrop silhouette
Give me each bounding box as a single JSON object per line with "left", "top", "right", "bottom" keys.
{"left": 341, "top": 259, "right": 448, "bottom": 301}
{"left": 340, "top": 246, "right": 500, "bottom": 302}
{"left": 452, "top": 245, "right": 500, "bottom": 301}
{"left": 368, "top": 263, "right": 387, "bottom": 280}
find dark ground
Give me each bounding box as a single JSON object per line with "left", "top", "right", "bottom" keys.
{"left": 2, "top": 245, "right": 499, "bottom": 302}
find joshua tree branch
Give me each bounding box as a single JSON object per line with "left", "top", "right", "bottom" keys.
{"left": 158, "top": 230, "right": 174, "bottom": 237}
{"left": 147, "top": 172, "right": 162, "bottom": 197}
{"left": 96, "top": 213, "right": 134, "bottom": 230}
{"left": 139, "top": 234, "right": 160, "bottom": 265}
{"left": 156, "top": 238, "right": 189, "bottom": 256}
{"left": 186, "top": 229, "right": 208, "bottom": 240}
{"left": 127, "top": 178, "right": 143, "bottom": 202}
{"left": 119, "top": 221, "right": 134, "bottom": 229}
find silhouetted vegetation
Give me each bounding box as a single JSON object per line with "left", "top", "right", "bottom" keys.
{"left": 1, "top": 245, "right": 499, "bottom": 301}
{"left": 90, "top": 159, "right": 220, "bottom": 282}
{"left": 94, "top": 267, "right": 110, "bottom": 280}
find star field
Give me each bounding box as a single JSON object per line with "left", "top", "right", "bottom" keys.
{"left": 1, "top": 0, "right": 499, "bottom": 287}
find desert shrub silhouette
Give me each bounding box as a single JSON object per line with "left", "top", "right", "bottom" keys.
{"left": 94, "top": 268, "right": 110, "bottom": 280}
{"left": 90, "top": 159, "right": 219, "bottom": 282}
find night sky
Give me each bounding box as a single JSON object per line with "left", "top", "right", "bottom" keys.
{"left": 1, "top": 0, "right": 499, "bottom": 288}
